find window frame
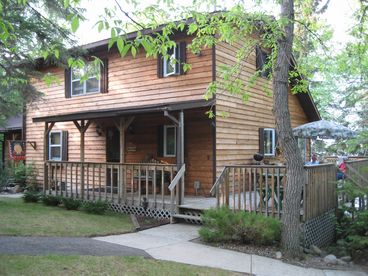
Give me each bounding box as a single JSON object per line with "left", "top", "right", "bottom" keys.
{"left": 70, "top": 63, "right": 101, "bottom": 97}
{"left": 163, "top": 46, "right": 177, "bottom": 77}
{"left": 163, "top": 125, "right": 176, "bottom": 157}
{"left": 49, "top": 131, "right": 63, "bottom": 161}
{"left": 263, "top": 128, "right": 276, "bottom": 156}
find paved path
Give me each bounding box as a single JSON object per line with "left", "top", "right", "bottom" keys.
{"left": 0, "top": 236, "right": 150, "bottom": 257}
{"left": 95, "top": 224, "right": 367, "bottom": 276}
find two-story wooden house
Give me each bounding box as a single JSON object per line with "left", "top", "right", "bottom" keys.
{"left": 25, "top": 30, "right": 320, "bottom": 219}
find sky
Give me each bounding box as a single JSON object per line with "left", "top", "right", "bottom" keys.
{"left": 75, "top": 0, "right": 359, "bottom": 48}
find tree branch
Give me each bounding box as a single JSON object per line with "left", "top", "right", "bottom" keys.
{"left": 114, "top": 0, "right": 146, "bottom": 30}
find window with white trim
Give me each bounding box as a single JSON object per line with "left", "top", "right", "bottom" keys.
{"left": 163, "top": 47, "right": 177, "bottom": 77}
{"left": 49, "top": 131, "right": 62, "bottom": 161}
{"left": 71, "top": 62, "right": 100, "bottom": 96}
{"left": 164, "top": 125, "right": 176, "bottom": 157}
{"left": 263, "top": 128, "right": 276, "bottom": 156}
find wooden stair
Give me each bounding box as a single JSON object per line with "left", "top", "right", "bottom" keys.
{"left": 172, "top": 205, "right": 203, "bottom": 224}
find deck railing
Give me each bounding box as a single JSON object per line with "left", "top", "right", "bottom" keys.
{"left": 211, "top": 163, "right": 337, "bottom": 221}
{"left": 44, "top": 161, "right": 178, "bottom": 210}
{"left": 303, "top": 164, "right": 337, "bottom": 221}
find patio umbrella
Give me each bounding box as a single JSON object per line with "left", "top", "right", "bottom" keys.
{"left": 293, "top": 120, "right": 356, "bottom": 139}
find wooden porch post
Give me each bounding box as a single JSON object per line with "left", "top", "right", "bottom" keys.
{"left": 43, "top": 121, "right": 55, "bottom": 193}
{"left": 164, "top": 110, "right": 185, "bottom": 205}
{"left": 73, "top": 120, "right": 91, "bottom": 199}
{"left": 114, "top": 116, "right": 134, "bottom": 202}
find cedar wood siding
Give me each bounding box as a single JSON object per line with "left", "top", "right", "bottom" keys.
{"left": 215, "top": 41, "right": 310, "bottom": 176}
{"left": 25, "top": 36, "right": 214, "bottom": 189}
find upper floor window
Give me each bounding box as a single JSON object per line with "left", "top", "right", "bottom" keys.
{"left": 163, "top": 47, "right": 177, "bottom": 77}
{"left": 259, "top": 128, "right": 276, "bottom": 156}
{"left": 65, "top": 58, "right": 108, "bottom": 98}
{"left": 256, "top": 46, "right": 271, "bottom": 78}
{"left": 157, "top": 42, "right": 186, "bottom": 78}
{"left": 71, "top": 63, "right": 100, "bottom": 96}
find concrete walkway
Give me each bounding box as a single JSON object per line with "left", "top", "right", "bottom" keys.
{"left": 95, "top": 224, "right": 367, "bottom": 276}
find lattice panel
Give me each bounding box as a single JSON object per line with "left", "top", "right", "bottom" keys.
{"left": 301, "top": 209, "right": 335, "bottom": 248}
{"left": 180, "top": 209, "right": 203, "bottom": 225}
{"left": 108, "top": 203, "right": 172, "bottom": 219}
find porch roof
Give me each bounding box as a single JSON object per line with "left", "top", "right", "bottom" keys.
{"left": 0, "top": 114, "right": 23, "bottom": 132}
{"left": 32, "top": 99, "right": 214, "bottom": 123}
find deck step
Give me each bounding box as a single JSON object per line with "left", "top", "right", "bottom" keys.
{"left": 172, "top": 214, "right": 202, "bottom": 222}
{"left": 178, "top": 205, "right": 205, "bottom": 211}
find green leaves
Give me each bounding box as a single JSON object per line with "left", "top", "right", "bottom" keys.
{"left": 71, "top": 16, "right": 79, "bottom": 33}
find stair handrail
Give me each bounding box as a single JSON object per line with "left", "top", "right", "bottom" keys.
{"left": 168, "top": 164, "right": 186, "bottom": 191}
{"left": 210, "top": 166, "right": 228, "bottom": 196}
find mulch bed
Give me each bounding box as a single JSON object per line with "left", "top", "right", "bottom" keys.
{"left": 193, "top": 238, "right": 367, "bottom": 272}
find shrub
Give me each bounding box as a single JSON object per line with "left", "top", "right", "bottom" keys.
{"left": 41, "top": 195, "right": 62, "bottom": 206}
{"left": 199, "top": 206, "right": 281, "bottom": 246}
{"left": 82, "top": 200, "right": 108, "bottom": 215}
{"left": 61, "top": 197, "right": 82, "bottom": 210}
{"left": 0, "top": 167, "right": 9, "bottom": 192}
{"left": 23, "top": 190, "right": 41, "bottom": 203}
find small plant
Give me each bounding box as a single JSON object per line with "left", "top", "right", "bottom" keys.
{"left": 41, "top": 195, "right": 62, "bottom": 206}
{"left": 199, "top": 206, "right": 281, "bottom": 246}
{"left": 13, "top": 162, "right": 27, "bottom": 188}
{"left": 61, "top": 197, "right": 82, "bottom": 210}
{"left": 23, "top": 190, "right": 41, "bottom": 203}
{"left": 82, "top": 200, "right": 108, "bottom": 215}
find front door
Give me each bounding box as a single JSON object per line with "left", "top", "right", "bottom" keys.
{"left": 106, "top": 127, "right": 120, "bottom": 162}
{"left": 106, "top": 127, "right": 119, "bottom": 192}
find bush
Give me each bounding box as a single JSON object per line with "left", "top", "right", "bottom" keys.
{"left": 23, "top": 190, "right": 41, "bottom": 203}
{"left": 41, "top": 195, "right": 62, "bottom": 206}
{"left": 199, "top": 207, "right": 281, "bottom": 246}
{"left": 61, "top": 197, "right": 82, "bottom": 210}
{"left": 0, "top": 167, "right": 9, "bottom": 192}
{"left": 82, "top": 200, "right": 108, "bottom": 215}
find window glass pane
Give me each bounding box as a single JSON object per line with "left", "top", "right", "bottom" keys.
{"left": 50, "top": 132, "right": 61, "bottom": 145}
{"left": 166, "top": 127, "right": 176, "bottom": 156}
{"left": 85, "top": 62, "right": 100, "bottom": 76}
{"left": 72, "top": 81, "right": 84, "bottom": 95}
{"left": 50, "top": 147, "right": 61, "bottom": 159}
{"left": 263, "top": 129, "right": 274, "bottom": 155}
{"left": 86, "top": 77, "right": 99, "bottom": 93}
{"left": 71, "top": 68, "right": 83, "bottom": 80}
{"left": 164, "top": 47, "right": 176, "bottom": 76}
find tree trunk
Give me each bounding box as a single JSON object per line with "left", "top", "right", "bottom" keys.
{"left": 273, "top": 0, "right": 306, "bottom": 257}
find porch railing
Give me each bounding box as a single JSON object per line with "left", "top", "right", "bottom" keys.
{"left": 211, "top": 163, "right": 337, "bottom": 221}
{"left": 44, "top": 161, "right": 178, "bottom": 210}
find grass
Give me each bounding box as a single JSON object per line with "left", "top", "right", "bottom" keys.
{"left": 0, "top": 255, "right": 242, "bottom": 276}
{"left": 0, "top": 198, "right": 133, "bottom": 237}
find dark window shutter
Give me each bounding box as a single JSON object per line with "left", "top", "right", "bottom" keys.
{"left": 61, "top": 131, "right": 68, "bottom": 161}
{"left": 65, "top": 69, "right": 71, "bottom": 98}
{"left": 256, "top": 46, "right": 270, "bottom": 78}
{"left": 259, "top": 128, "right": 265, "bottom": 154}
{"left": 274, "top": 129, "right": 278, "bottom": 153}
{"left": 46, "top": 133, "right": 50, "bottom": 160}
{"left": 100, "top": 58, "right": 108, "bottom": 93}
{"left": 177, "top": 41, "right": 186, "bottom": 75}
{"left": 157, "top": 54, "right": 163, "bottom": 78}
{"left": 157, "top": 125, "right": 164, "bottom": 157}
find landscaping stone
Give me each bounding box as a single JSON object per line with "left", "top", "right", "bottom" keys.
{"left": 275, "top": 251, "right": 282, "bottom": 259}
{"left": 340, "top": 256, "right": 352, "bottom": 262}
{"left": 323, "top": 254, "right": 338, "bottom": 265}
{"left": 310, "top": 245, "right": 322, "bottom": 256}
{"left": 336, "top": 259, "right": 348, "bottom": 266}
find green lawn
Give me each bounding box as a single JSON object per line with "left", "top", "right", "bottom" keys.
{"left": 0, "top": 198, "right": 133, "bottom": 236}
{"left": 0, "top": 255, "right": 241, "bottom": 276}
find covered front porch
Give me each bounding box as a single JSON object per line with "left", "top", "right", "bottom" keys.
{"left": 34, "top": 100, "right": 215, "bottom": 218}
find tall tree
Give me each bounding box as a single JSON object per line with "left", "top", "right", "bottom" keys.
{"left": 0, "top": 0, "right": 83, "bottom": 126}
